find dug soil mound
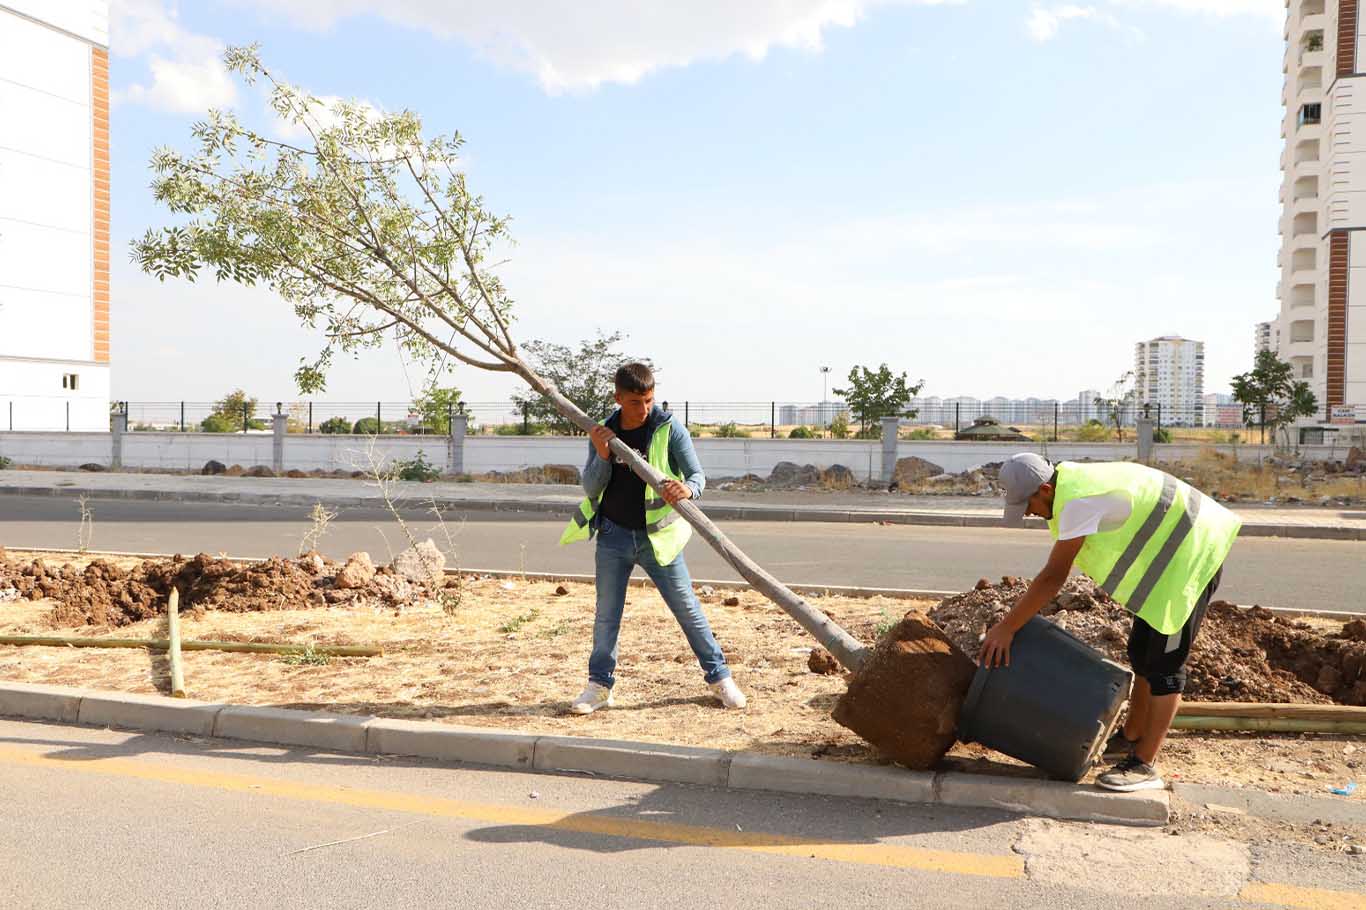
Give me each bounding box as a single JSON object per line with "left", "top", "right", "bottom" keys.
{"left": 929, "top": 576, "right": 1366, "bottom": 706}
{"left": 832, "top": 614, "right": 977, "bottom": 769}
{"left": 0, "top": 549, "right": 441, "bottom": 628}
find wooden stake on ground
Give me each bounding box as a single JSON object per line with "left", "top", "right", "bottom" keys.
{"left": 167, "top": 587, "right": 187, "bottom": 698}
{"left": 0, "top": 635, "right": 381, "bottom": 657}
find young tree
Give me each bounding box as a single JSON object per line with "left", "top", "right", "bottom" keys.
{"left": 414, "top": 384, "right": 463, "bottom": 434}
{"left": 1093, "top": 371, "right": 1135, "bottom": 443}
{"left": 1231, "top": 350, "right": 1318, "bottom": 446}
{"left": 510, "top": 331, "right": 643, "bottom": 434}
{"left": 202, "top": 389, "right": 267, "bottom": 432}
{"left": 832, "top": 364, "right": 923, "bottom": 436}
{"left": 132, "top": 47, "right": 866, "bottom": 671}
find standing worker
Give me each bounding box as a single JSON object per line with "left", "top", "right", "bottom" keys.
{"left": 981, "top": 454, "right": 1240, "bottom": 792}
{"left": 560, "top": 362, "right": 746, "bottom": 714}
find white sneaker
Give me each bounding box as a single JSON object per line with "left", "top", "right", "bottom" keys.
{"left": 570, "top": 682, "right": 613, "bottom": 715}
{"left": 709, "top": 677, "right": 747, "bottom": 709}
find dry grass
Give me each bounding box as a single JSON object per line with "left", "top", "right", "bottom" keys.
{"left": 1168, "top": 449, "right": 1366, "bottom": 502}
{"left": 0, "top": 549, "right": 1359, "bottom": 793}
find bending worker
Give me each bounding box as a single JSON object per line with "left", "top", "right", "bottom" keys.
{"left": 982, "top": 453, "right": 1240, "bottom": 792}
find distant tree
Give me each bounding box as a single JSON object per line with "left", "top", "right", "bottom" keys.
{"left": 1093, "top": 372, "right": 1135, "bottom": 442}
{"left": 318, "top": 416, "right": 352, "bottom": 434}
{"left": 201, "top": 389, "right": 267, "bottom": 432}
{"left": 1232, "top": 351, "right": 1318, "bottom": 446}
{"left": 414, "top": 384, "right": 463, "bottom": 434}
{"left": 510, "top": 331, "right": 645, "bottom": 434}
{"left": 833, "top": 364, "right": 923, "bottom": 435}
{"left": 352, "top": 416, "right": 382, "bottom": 435}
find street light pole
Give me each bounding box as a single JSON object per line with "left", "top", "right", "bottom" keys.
{"left": 819, "top": 366, "right": 831, "bottom": 439}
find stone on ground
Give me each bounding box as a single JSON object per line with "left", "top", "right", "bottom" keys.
{"left": 392, "top": 539, "right": 446, "bottom": 587}
{"left": 333, "top": 552, "right": 376, "bottom": 589}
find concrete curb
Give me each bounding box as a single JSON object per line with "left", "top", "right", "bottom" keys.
{"left": 0, "top": 682, "right": 1168, "bottom": 826}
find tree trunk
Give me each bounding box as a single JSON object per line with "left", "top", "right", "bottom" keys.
{"left": 520, "top": 365, "right": 869, "bottom": 672}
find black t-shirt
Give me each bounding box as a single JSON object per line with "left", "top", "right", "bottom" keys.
{"left": 598, "top": 420, "right": 655, "bottom": 530}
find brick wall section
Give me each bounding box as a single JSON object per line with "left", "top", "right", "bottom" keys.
{"left": 1339, "top": 0, "right": 1358, "bottom": 78}
{"left": 92, "top": 47, "right": 110, "bottom": 364}
{"left": 1328, "top": 230, "right": 1348, "bottom": 409}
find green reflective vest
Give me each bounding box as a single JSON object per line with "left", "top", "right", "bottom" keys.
{"left": 1047, "top": 461, "right": 1240, "bottom": 635}
{"left": 558, "top": 420, "right": 693, "bottom": 566}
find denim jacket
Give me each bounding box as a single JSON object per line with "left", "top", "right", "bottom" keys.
{"left": 582, "top": 406, "right": 705, "bottom": 502}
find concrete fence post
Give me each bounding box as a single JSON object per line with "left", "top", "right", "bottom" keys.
{"left": 273, "top": 411, "right": 288, "bottom": 474}
{"left": 110, "top": 410, "right": 127, "bottom": 470}
{"left": 1135, "top": 417, "right": 1154, "bottom": 465}
{"left": 880, "top": 416, "right": 900, "bottom": 484}
{"left": 448, "top": 414, "right": 468, "bottom": 476}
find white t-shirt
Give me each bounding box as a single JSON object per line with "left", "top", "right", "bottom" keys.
{"left": 1056, "top": 492, "right": 1133, "bottom": 541}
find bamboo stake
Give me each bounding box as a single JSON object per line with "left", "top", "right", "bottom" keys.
{"left": 0, "top": 635, "right": 380, "bottom": 657}
{"left": 167, "top": 587, "right": 187, "bottom": 698}
{"left": 1176, "top": 702, "right": 1366, "bottom": 721}
{"left": 1172, "top": 715, "right": 1366, "bottom": 735}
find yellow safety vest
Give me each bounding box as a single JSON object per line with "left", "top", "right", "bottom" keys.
{"left": 559, "top": 419, "right": 693, "bottom": 566}
{"left": 1048, "top": 462, "right": 1240, "bottom": 635}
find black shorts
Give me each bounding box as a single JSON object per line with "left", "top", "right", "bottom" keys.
{"left": 1126, "top": 567, "right": 1222, "bottom": 697}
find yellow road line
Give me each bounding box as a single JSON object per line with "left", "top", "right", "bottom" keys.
{"left": 1240, "top": 882, "right": 1366, "bottom": 910}
{"left": 0, "top": 746, "right": 1020, "bottom": 879}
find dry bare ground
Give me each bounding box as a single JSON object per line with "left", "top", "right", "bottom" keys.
{"left": 0, "top": 551, "right": 1359, "bottom": 800}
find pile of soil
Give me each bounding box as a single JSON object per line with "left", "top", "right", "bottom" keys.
{"left": 0, "top": 548, "right": 443, "bottom": 628}
{"left": 928, "top": 576, "right": 1366, "bottom": 706}
{"left": 831, "top": 614, "right": 977, "bottom": 769}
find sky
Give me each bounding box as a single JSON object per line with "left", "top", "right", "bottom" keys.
{"left": 107, "top": 0, "right": 1287, "bottom": 407}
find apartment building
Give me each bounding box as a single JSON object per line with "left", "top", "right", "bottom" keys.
{"left": 0, "top": 2, "right": 110, "bottom": 431}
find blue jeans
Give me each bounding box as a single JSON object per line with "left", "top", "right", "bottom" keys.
{"left": 590, "top": 517, "right": 731, "bottom": 688}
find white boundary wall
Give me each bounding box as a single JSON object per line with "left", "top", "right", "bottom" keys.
{"left": 0, "top": 431, "right": 1355, "bottom": 477}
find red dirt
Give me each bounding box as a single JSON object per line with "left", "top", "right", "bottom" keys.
{"left": 0, "top": 549, "right": 439, "bottom": 628}
{"left": 928, "top": 576, "right": 1366, "bottom": 706}
{"left": 831, "top": 614, "right": 977, "bottom": 770}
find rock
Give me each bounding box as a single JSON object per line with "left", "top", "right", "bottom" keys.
{"left": 244, "top": 465, "right": 275, "bottom": 478}
{"left": 698, "top": 585, "right": 715, "bottom": 597}
{"left": 723, "top": 595, "right": 740, "bottom": 607}
{"left": 554, "top": 584, "right": 570, "bottom": 596}
{"left": 540, "top": 464, "right": 581, "bottom": 485}
{"left": 299, "top": 551, "right": 326, "bottom": 574}
{"left": 333, "top": 552, "right": 376, "bottom": 589}
{"left": 391, "top": 538, "right": 446, "bottom": 587}
{"left": 1349, "top": 844, "right": 1364, "bottom": 856}
{"left": 807, "top": 648, "right": 841, "bottom": 675}
{"left": 285, "top": 469, "right": 308, "bottom": 478}
{"left": 1344, "top": 620, "right": 1366, "bottom": 643}
{"left": 224, "top": 465, "right": 245, "bottom": 477}
{"left": 893, "top": 456, "right": 944, "bottom": 486}
{"left": 1315, "top": 665, "right": 1343, "bottom": 695}
{"left": 975, "top": 578, "right": 991, "bottom": 591}
{"left": 820, "top": 464, "right": 855, "bottom": 488}
{"left": 78, "top": 462, "right": 106, "bottom": 472}
{"left": 768, "top": 462, "right": 821, "bottom": 486}
{"left": 201, "top": 460, "right": 227, "bottom": 476}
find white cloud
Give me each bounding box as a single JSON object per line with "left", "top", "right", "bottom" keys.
{"left": 1120, "top": 0, "right": 1279, "bottom": 18}
{"left": 1027, "top": 5, "right": 1098, "bottom": 42}
{"left": 235, "top": 0, "right": 960, "bottom": 93}
{"left": 271, "top": 94, "right": 383, "bottom": 142}
{"left": 110, "top": 0, "right": 237, "bottom": 112}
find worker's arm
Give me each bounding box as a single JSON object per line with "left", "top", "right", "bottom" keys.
{"left": 583, "top": 429, "right": 614, "bottom": 500}
{"left": 978, "top": 535, "right": 1085, "bottom": 668}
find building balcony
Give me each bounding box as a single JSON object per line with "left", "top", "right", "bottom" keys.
{"left": 1292, "top": 195, "right": 1318, "bottom": 216}
{"left": 1300, "top": 13, "right": 1326, "bottom": 35}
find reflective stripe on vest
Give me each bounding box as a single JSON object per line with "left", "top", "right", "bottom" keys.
{"left": 559, "top": 419, "right": 694, "bottom": 565}
{"left": 1048, "top": 461, "right": 1240, "bottom": 635}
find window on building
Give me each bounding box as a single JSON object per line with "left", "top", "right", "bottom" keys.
{"left": 62, "top": 373, "right": 79, "bottom": 391}
{"left": 1299, "top": 103, "right": 1322, "bottom": 127}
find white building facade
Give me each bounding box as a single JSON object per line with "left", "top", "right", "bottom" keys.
{"left": 0, "top": 3, "right": 110, "bottom": 431}
{"left": 1255, "top": 319, "right": 1277, "bottom": 361}
{"left": 1280, "top": 1, "right": 1366, "bottom": 423}
{"left": 1134, "top": 336, "right": 1205, "bottom": 426}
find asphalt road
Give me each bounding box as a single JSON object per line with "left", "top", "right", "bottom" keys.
{"left": 1, "top": 719, "right": 1360, "bottom": 910}
{"left": 0, "top": 496, "right": 1360, "bottom": 612}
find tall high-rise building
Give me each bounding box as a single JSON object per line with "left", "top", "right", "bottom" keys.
{"left": 1255, "top": 319, "right": 1278, "bottom": 361}
{"left": 1279, "top": 2, "right": 1364, "bottom": 419}
{"left": 1134, "top": 336, "right": 1205, "bottom": 426}
{"left": 0, "top": 2, "right": 110, "bottom": 431}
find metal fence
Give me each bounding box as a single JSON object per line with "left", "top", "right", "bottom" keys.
{"left": 1, "top": 398, "right": 1345, "bottom": 438}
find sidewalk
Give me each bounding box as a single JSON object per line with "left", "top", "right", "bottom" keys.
{"left": 1, "top": 469, "right": 1363, "bottom": 540}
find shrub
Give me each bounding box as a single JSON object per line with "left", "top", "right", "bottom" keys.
{"left": 716, "top": 422, "right": 749, "bottom": 438}
{"left": 855, "top": 425, "right": 881, "bottom": 440}
{"left": 352, "top": 416, "right": 381, "bottom": 435}
{"left": 0, "top": 456, "right": 11, "bottom": 470}
{"left": 394, "top": 450, "right": 440, "bottom": 482}
{"left": 318, "top": 416, "right": 351, "bottom": 434}
{"left": 1074, "top": 420, "right": 1110, "bottom": 442}
{"left": 199, "top": 413, "right": 238, "bottom": 433}
{"left": 493, "top": 421, "right": 546, "bottom": 435}
{"left": 788, "top": 426, "right": 816, "bottom": 439}
{"left": 1153, "top": 428, "right": 1172, "bottom": 444}
{"left": 828, "top": 412, "right": 850, "bottom": 439}
{"left": 904, "top": 427, "right": 937, "bottom": 440}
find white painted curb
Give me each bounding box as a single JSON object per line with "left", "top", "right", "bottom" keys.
{"left": 0, "top": 683, "right": 1168, "bottom": 826}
